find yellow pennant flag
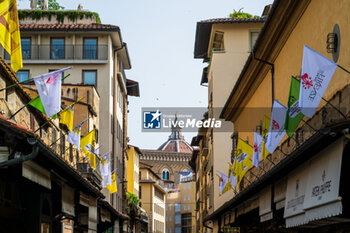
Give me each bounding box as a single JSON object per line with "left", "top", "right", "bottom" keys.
{"left": 261, "top": 115, "right": 270, "bottom": 160}
{"left": 107, "top": 172, "right": 117, "bottom": 194}
{"left": 59, "top": 106, "right": 74, "bottom": 132}
{"left": 0, "top": 0, "right": 22, "bottom": 72}
{"left": 81, "top": 129, "right": 96, "bottom": 170}
{"left": 233, "top": 138, "right": 253, "bottom": 185}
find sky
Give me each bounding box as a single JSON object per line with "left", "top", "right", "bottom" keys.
{"left": 18, "top": 0, "right": 273, "bottom": 149}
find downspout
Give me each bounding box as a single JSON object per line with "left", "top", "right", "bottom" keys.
{"left": 252, "top": 52, "right": 274, "bottom": 106}
{"left": 111, "top": 43, "right": 124, "bottom": 207}
{"left": 0, "top": 138, "right": 39, "bottom": 168}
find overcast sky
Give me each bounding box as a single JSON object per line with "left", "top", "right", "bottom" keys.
{"left": 18, "top": 0, "right": 273, "bottom": 149}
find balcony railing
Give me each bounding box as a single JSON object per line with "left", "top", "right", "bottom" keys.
{"left": 4, "top": 44, "right": 108, "bottom": 61}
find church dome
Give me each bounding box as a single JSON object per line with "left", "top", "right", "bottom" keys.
{"left": 157, "top": 116, "right": 193, "bottom": 153}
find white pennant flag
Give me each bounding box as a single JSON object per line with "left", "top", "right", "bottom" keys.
{"left": 229, "top": 172, "right": 237, "bottom": 187}
{"left": 101, "top": 161, "right": 112, "bottom": 188}
{"left": 253, "top": 132, "right": 263, "bottom": 168}
{"left": 67, "top": 127, "right": 81, "bottom": 151}
{"left": 266, "top": 100, "right": 287, "bottom": 154}
{"left": 33, "top": 67, "right": 71, "bottom": 116}
{"left": 298, "top": 45, "right": 337, "bottom": 118}
{"left": 218, "top": 172, "right": 228, "bottom": 196}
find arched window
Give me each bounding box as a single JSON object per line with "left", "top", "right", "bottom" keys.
{"left": 162, "top": 168, "right": 170, "bottom": 180}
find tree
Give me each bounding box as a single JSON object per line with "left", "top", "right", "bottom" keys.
{"left": 229, "top": 8, "right": 257, "bottom": 19}
{"left": 36, "top": 0, "right": 65, "bottom": 10}
{"left": 126, "top": 192, "right": 140, "bottom": 232}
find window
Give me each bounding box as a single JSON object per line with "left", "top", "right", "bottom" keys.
{"left": 162, "top": 168, "right": 170, "bottom": 180}
{"left": 166, "top": 216, "right": 168, "bottom": 222}
{"left": 188, "top": 204, "right": 190, "bottom": 210}
{"left": 175, "top": 215, "right": 181, "bottom": 224}
{"left": 184, "top": 195, "right": 186, "bottom": 201}
{"left": 175, "top": 227, "right": 181, "bottom": 233}
{"left": 184, "top": 204, "right": 186, "bottom": 210}
{"left": 51, "top": 38, "right": 65, "bottom": 59}
{"left": 17, "top": 70, "right": 29, "bottom": 82}
{"left": 175, "top": 203, "right": 181, "bottom": 212}
{"left": 250, "top": 31, "right": 260, "bottom": 51}
{"left": 139, "top": 186, "right": 142, "bottom": 199}
{"left": 188, "top": 194, "right": 190, "bottom": 200}
{"left": 83, "top": 70, "right": 97, "bottom": 86}
{"left": 83, "top": 38, "right": 97, "bottom": 59}
{"left": 139, "top": 171, "right": 142, "bottom": 180}
{"left": 21, "top": 38, "right": 31, "bottom": 59}
{"left": 188, "top": 183, "right": 190, "bottom": 189}
{"left": 169, "top": 204, "right": 172, "bottom": 211}
{"left": 184, "top": 184, "right": 186, "bottom": 190}
{"left": 166, "top": 205, "right": 168, "bottom": 211}
{"left": 169, "top": 215, "right": 172, "bottom": 221}
{"left": 212, "top": 31, "right": 224, "bottom": 51}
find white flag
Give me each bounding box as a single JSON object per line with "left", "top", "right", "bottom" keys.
{"left": 298, "top": 45, "right": 337, "bottom": 118}
{"left": 229, "top": 172, "right": 237, "bottom": 187}
{"left": 218, "top": 172, "right": 228, "bottom": 195}
{"left": 253, "top": 132, "right": 263, "bottom": 168}
{"left": 33, "top": 70, "right": 64, "bottom": 117}
{"left": 266, "top": 100, "right": 287, "bottom": 154}
{"left": 101, "top": 161, "right": 112, "bottom": 188}
{"left": 67, "top": 128, "right": 80, "bottom": 151}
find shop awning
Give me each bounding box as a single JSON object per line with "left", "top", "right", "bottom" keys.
{"left": 284, "top": 138, "right": 344, "bottom": 227}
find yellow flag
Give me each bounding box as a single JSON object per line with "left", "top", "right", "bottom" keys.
{"left": 81, "top": 129, "right": 96, "bottom": 169}
{"left": 261, "top": 115, "right": 270, "bottom": 160}
{"left": 0, "top": 0, "right": 22, "bottom": 72}
{"left": 107, "top": 172, "right": 117, "bottom": 194}
{"left": 234, "top": 138, "right": 253, "bottom": 185}
{"left": 59, "top": 107, "right": 74, "bottom": 132}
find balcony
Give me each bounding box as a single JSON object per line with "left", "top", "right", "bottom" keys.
{"left": 4, "top": 44, "right": 108, "bottom": 63}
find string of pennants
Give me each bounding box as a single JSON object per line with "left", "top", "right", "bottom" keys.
{"left": 218, "top": 45, "right": 349, "bottom": 196}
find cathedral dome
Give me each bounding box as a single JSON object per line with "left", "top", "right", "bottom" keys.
{"left": 157, "top": 116, "right": 193, "bottom": 153}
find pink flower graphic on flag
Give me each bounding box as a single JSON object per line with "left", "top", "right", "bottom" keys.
{"left": 272, "top": 120, "right": 280, "bottom": 130}
{"left": 301, "top": 73, "right": 313, "bottom": 90}
{"left": 253, "top": 143, "right": 258, "bottom": 152}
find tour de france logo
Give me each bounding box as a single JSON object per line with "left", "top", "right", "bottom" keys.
{"left": 143, "top": 110, "right": 162, "bottom": 129}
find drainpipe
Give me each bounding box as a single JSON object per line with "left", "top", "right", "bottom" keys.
{"left": 252, "top": 52, "right": 274, "bottom": 106}
{"left": 0, "top": 138, "right": 39, "bottom": 168}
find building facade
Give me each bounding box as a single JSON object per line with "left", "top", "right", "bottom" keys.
{"left": 1, "top": 8, "right": 140, "bottom": 231}
{"left": 193, "top": 11, "right": 266, "bottom": 232}
{"left": 139, "top": 163, "right": 167, "bottom": 233}
{"left": 0, "top": 51, "right": 123, "bottom": 232}
{"left": 140, "top": 123, "right": 196, "bottom": 233}
{"left": 205, "top": 0, "right": 350, "bottom": 232}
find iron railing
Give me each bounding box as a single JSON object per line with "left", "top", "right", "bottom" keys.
{"left": 5, "top": 44, "right": 108, "bottom": 60}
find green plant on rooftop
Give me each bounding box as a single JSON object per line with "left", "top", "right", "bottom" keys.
{"left": 36, "top": 0, "right": 65, "bottom": 10}
{"left": 18, "top": 10, "right": 102, "bottom": 24}
{"left": 229, "top": 8, "right": 258, "bottom": 19}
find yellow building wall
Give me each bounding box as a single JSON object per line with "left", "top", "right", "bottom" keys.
{"left": 235, "top": 0, "right": 350, "bottom": 147}
{"left": 127, "top": 146, "right": 135, "bottom": 194}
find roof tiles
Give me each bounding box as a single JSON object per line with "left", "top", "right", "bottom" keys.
{"left": 20, "top": 23, "right": 119, "bottom": 31}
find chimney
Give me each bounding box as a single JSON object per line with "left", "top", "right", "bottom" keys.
{"left": 77, "top": 4, "right": 83, "bottom": 11}
{"left": 30, "top": 0, "right": 37, "bottom": 9}
{"left": 41, "top": 0, "right": 48, "bottom": 10}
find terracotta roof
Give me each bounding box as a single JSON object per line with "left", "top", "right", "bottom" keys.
{"left": 141, "top": 149, "right": 192, "bottom": 155}
{"left": 20, "top": 23, "right": 120, "bottom": 32}
{"left": 0, "top": 115, "right": 34, "bottom": 136}
{"left": 199, "top": 17, "right": 265, "bottom": 24}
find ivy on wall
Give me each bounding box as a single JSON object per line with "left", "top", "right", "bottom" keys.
{"left": 18, "top": 10, "right": 102, "bottom": 24}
